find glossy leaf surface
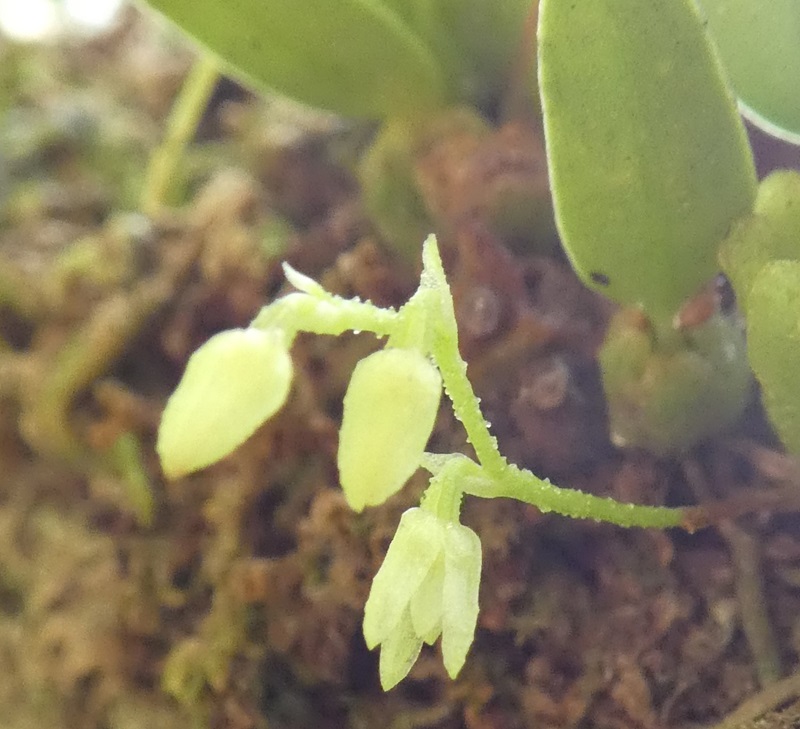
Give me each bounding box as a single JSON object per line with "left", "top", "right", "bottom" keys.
{"left": 701, "top": 0, "right": 800, "bottom": 143}
{"left": 539, "top": 0, "right": 756, "bottom": 318}
{"left": 141, "top": 0, "right": 445, "bottom": 118}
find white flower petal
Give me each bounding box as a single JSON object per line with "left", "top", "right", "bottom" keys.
{"left": 379, "top": 609, "right": 424, "bottom": 691}
{"left": 363, "top": 508, "right": 442, "bottom": 649}
{"left": 409, "top": 552, "right": 444, "bottom": 641}
{"left": 441, "top": 523, "right": 482, "bottom": 679}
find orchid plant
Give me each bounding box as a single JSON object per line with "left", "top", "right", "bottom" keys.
{"left": 147, "top": 0, "right": 800, "bottom": 691}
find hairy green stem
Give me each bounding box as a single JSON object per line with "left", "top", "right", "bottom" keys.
{"left": 253, "top": 292, "right": 399, "bottom": 340}
{"left": 420, "top": 238, "right": 685, "bottom": 528}
{"left": 467, "top": 463, "right": 684, "bottom": 528}
{"left": 140, "top": 53, "right": 220, "bottom": 215}
{"left": 421, "top": 239, "right": 506, "bottom": 473}
{"left": 262, "top": 236, "right": 688, "bottom": 529}
{"left": 421, "top": 452, "right": 684, "bottom": 529}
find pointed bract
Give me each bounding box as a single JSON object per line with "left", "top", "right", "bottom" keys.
{"left": 379, "top": 609, "right": 424, "bottom": 691}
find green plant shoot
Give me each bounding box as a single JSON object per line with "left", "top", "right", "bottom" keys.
{"left": 157, "top": 236, "right": 688, "bottom": 688}
{"left": 536, "top": 0, "right": 759, "bottom": 453}
{"left": 148, "top": 0, "right": 800, "bottom": 695}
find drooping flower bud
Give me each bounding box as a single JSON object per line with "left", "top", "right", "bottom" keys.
{"left": 338, "top": 348, "right": 441, "bottom": 511}
{"left": 363, "top": 507, "right": 482, "bottom": 689}
{"left": 157, "top": 327, "right": 292, "bottom": 479}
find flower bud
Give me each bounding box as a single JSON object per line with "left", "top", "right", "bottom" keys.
{"left": 363, "top": 507, "right": 482, "bottom": 689}
{"left": 157, "top": 327, "right": 292, "bottom": 479}
{"left": 338, "top": 348, "right": 441, "bottom": 511}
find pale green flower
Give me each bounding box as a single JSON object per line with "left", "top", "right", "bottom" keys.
{"left": 363, "top": 507, "right": 481, "bottom": 689}
{"left": 157, "top": 327, "right": 292, "bottom": 478}
{"left": 338, "top": 348, "right": 442, "bottom": 511}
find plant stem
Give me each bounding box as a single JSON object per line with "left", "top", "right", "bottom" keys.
{"left": 267, "top": 236, "right": 688, "bottom": 529}
{"left": 420, "top": 237, "right": 686, "bottom": 529}
{"left": 465, "top": 463, "right": 684, "bottom": 528}
{"left": 140, "top": 53, "right": 220, "bottom": 215}
{"left": 252, "top": 292, "right": 399, "bottom": 340}
{"left": 421, "top": 238, "right": 506, "bottom": 473}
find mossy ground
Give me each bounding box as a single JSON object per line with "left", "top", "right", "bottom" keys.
{"left": 2, "top": 8, "right": 800, "bottom": 729}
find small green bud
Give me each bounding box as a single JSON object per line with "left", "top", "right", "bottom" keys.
{"left": 157, "top": 327, "right": 292, "bottom": 479}
{"left": 338, "top": 348, "right": 441, "bottom": 511}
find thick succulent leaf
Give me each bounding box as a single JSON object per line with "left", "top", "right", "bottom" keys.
{"left": 157, "top": 328, "right": 292, "bottom": 478}
{"left": 437, "top": 0, "right": 531, "bottom": 105}
{"left": 720, "top": 171, "right": 800, "bottom": 311}
{"left": 140, "top": 0, "right": 445, "bottom": 118}
{"left": 538, "top": 0, "right": 756, "bottom": 319}
{"left": 747, "top": 261, "right": 800, "bottom": 454}
{"left": 700, "top": 0, "right": 800, "bottom": 144}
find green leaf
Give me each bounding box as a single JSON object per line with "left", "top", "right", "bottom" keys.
{"left": 700, "top": 0, "right": 800, "bottom": 144}
{"left": 140, "top": 0, "right": 446, "bottom": 118}
{"left": 747, "top": 261, "right": 800, "bottom": 454}
{"left": 538, "top": 0, "right": 757, "bottom": 319}
{"left": 157, "top": 328, "right": 293, "bottom": 478}
{"left": 382, "top": 0, "right": 530, "bottom": 107}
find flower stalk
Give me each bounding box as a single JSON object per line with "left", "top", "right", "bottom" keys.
{"left": 157, "top": 234, "right": 687, "bottom": 690}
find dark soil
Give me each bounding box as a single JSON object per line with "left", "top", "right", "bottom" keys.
{"left": 2, "top": 9, "right": 800, "bottom": 729}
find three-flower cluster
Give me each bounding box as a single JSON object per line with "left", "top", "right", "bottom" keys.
{"left": 156, "top": 242, "right": 483, "bottom": 688}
